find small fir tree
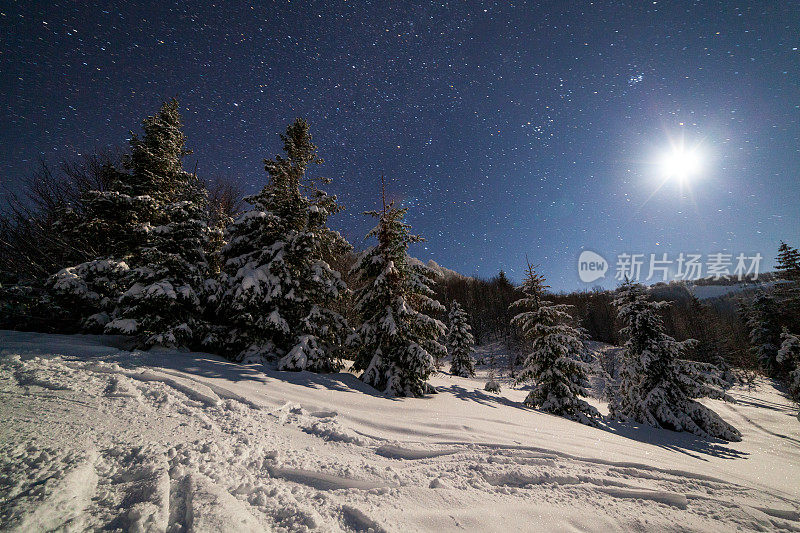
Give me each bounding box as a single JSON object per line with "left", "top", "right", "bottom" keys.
{"left": 712, "top": 350, "right": 735, "bottom": 388}
{"left": 48, "top": 259, "right": 131, "bottom": 331}
{"left": 48, "top": 158, "right": 155, "bottom": 331}
{"left": 215, "top": 118, "right": 349, "bottom": 371}
{"left": 447, "top": 301, "right": 476, "bottom": 377}
{"left": 484, "top": 370, "right": 501, "bottom": 393}
{"left": 349, "top": 179, "right": 446, "bottom": 397}
{"left": 510, "top": 262, "right": 599, "bottom": 424}
{"left": 49, "top": 189, "right": 156, "bottom": 332}
{"left": 610, "top": 281, "right": 741, "bottom": 441}
{"left": 775, "top": 241, "right": 800, "bottom": 286}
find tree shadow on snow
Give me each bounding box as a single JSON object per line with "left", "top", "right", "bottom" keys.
{"left": 732, "top": 391, "right": 796, "bottom": 414}
{"left": 117, "top": 350, "right": 273, "bottom": 385}
{"left": 265, "top": 369, "right": 402, "bottom": 400}
{"left": 23, "top": 331, "right": 420, "bottom": 401}
{"left": 433, "top": 375, "right": 749, "bottom": 462}
{"left": 595, "top": 419, "right": 750, "bottom": 461}
{"left": 435, "top": 384, "right": 535, "bottom": 411}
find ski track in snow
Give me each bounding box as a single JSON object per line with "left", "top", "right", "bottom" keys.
{"left": 1, "top": 331, "right": 799, "bottom": 532}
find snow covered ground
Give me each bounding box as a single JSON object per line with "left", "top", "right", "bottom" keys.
{"left": 1, "top": 331, "right": 798, "bottom": 532}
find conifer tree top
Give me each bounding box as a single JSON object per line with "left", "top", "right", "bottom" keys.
{"left": 494, "top": 270, "right": 514, "bottom": 290}
{"left": 361, "top": 178, "right": 424, "bottom": 276}
{"left": 518, "top": 261, "right": 549, "bottom": 303}
{"left": 264, "top": 118, "right": 329, "bottom": 194}
{"left": 123, "top": 99, "right": 192, "bottom": 200}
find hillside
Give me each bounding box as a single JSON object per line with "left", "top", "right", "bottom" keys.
{"left": 1, "top": 331, "right": 798, "bottom": 532}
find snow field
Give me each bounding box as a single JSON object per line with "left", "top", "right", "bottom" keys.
{"left": 1, "top": 331, "right": 799, "bottom": 532}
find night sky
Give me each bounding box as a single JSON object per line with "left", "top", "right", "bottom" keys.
{"left": 2, "top": 1, "right": 799, "bottom": 290}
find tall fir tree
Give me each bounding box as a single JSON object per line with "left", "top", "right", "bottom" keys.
{"left": 510, "top": 262, "right": 599, "bottom": 424}
{"left": 214, "top": 119, "right": 349, "bottom": 371}
{"left": 611, "top": 281, "right": 741, "bottom": 441}
{"left": 349, "top": 180, "right": 446, "bottom": 397}
{"left": 777, "top": 328, "right": 800, "bottom": 402}
{"left": 49, "top": 99, "right": 211, "bottom": 339}
{"left": 744, "top": 291, "right": 783, "bottom": 376}
{"left": 102, "top": 101, "right": 213, "bottom": 348}
{"left": 447, "top": 301, "right": 476, "bottom": 377}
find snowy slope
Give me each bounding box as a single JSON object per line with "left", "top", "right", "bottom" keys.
{"left": 1, "top": 331, "right": 799, "bottom": 532}
{"left": 689, "top": 283, "right": 756, "bottom": 300}
{"left": 686, "top": 279, "right": 782, "bottom": 300}
{"left": 407, "top": 257, "right": 469, "bottom": 281}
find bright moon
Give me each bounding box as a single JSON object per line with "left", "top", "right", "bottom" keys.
{"left": 659, "top": 147, "right": 702, "bottom": 182}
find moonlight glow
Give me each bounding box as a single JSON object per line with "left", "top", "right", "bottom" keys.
{"left": 659, "top": 146, "right": 703, "bottom": 182}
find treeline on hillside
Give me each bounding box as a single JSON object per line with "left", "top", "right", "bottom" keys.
{"left": 1, "top": 99, "right": 799, "bottom": 409}
{"left": 555, "top": 283, "right": 756, "bottom": 369}
{"left": 431, "top": 270, "right": 521, "bottom": 346}
{"left": 437, "top": 275, "right": 769, "bottom": 370}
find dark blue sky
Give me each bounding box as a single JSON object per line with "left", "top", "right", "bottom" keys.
{"left": 2, "top": 1, "right": 798, "bottom": 290}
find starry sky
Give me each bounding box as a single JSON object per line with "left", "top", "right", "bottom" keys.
{"left": 2, "top": 1, "right": 799, "bottom": 290}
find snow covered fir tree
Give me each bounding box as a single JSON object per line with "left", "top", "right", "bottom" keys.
{"left": 49, "top": 99, "right": 214, "bottom": 347}
{"left": 213, "top": 119, "right": 350, "bottom": 371}
{"left": 610, "top": 280, "right": 741, "bottom": 441}
{"left": 484, "top": 370, "right": 502, "bottom": 393}
{"left": 48, "top": 258, "right": 132, "bottom": 332}
{"left": 349, "top": 181, "right": 446, "bottom": 397}
{"left": 447, "top": 301, "right": 476, "bottom": 377}
{"left": 104, "top": 102, "right": 215, "bottom": 348}
{"left": 47, "top": 160, "right": 156, "bottom": 332}
{"left": 510, "top": 262, "right": 599, "bottom": 424}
